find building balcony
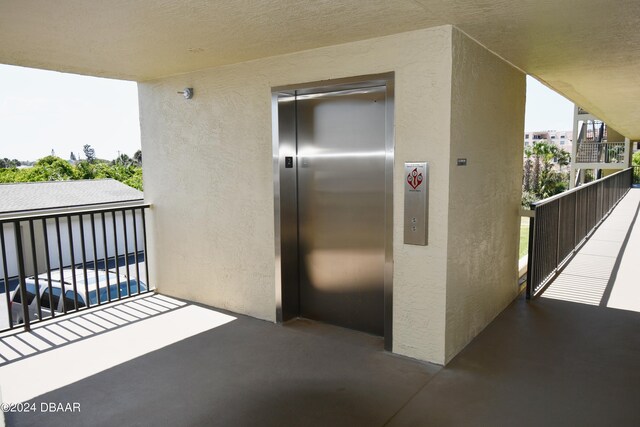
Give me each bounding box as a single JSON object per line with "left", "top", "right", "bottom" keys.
{"left": 575, "top": 141, "right": 627, "bottom": 165}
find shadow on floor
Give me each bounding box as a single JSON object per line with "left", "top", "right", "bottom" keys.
{"left": 5, "top": 296, "right": 640, "bottom": 427}
{"left": 388, "top": 296, "right": 640, "bottom": 427}
{"left": 6, "top": 307, "right": 437, "bottom": 427}
{"left": 542, "top": 188, "right": 640, "bottom": 313}
{"left": 0, "top": 294, "right": 182, "bottom": 366}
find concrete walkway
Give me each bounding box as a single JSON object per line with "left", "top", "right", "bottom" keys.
{"left": 542, "top": 187, "right": 640, "bottom": 311}
{"left": 3, "top": 294, "right": 640, "bottom": 427}
{"left": 3, "top": 190, "right": 640, "bottom": 426}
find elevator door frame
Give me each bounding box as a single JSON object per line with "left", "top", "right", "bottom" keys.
{"left": 272, "top": 73, "right": 394, "bottom": 351}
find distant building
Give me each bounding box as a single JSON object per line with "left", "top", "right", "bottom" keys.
{"left": 570, "top": 105, "right": 633, "bottom": 188}
{"left": 524, "top": 130, "right": 573, "bottom": 153}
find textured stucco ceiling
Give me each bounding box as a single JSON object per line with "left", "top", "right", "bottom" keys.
{"left": 1, "top": 0, "right": 639, "bottom": 137}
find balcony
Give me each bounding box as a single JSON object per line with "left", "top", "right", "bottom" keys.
{"left": 1, "top": 190, "right": 640, "bottom": 426}
{"left": 575, "top": 141, "right": 626, "bottom": 164}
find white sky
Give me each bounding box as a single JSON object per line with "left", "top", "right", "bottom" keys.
{"left": 0, "top": 66, "right": 574, "bottom": 161}
{"left": 0, "top": 64, "right": 140, "bottom": 162}
{"left": 525, "top": 75, "right": 574, "bottom": 132}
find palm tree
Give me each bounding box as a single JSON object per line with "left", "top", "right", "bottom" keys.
{"left": 133, "top": 149, "right": 142, "bottom": 166}
{"left": 523, "top": 140, "right": 571, "bottom": 205}
{"left": 114, "top": 153, "right": 132, "bottom": 166}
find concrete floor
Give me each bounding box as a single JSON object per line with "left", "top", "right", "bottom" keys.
{"left": 4, "top": 189, "right": 640, "bottom": 427}
{"left": 543, "top": 187, "right": 640, "bottom": 310}
{"left": 4, "top": 294, "right": 640, "bottom": 427}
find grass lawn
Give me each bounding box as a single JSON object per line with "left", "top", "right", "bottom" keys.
{"left": 519, "top": 217, "right": 529, "bottom": 259}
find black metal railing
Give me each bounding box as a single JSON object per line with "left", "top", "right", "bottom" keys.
{"left": 526, "top": 168, "right": 632, "bottom": 298}
{"left": 634, "top": 165, "right": 640, "bottom": 185}
{"left": 1, "top": 204, "right": 151, "bottom": 332}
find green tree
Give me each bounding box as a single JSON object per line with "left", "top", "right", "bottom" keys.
{"left": 0, "top": 158, "right": 21, "bottom": 168}
{"left": 22, "top": 156, "right": 76, "bottom": 182}
{"left": 74, "top": 160, "right": 98, "bottom": 179}
{"left": 83, "top": 144, "right": 96, "bottom": 163}
{"left": 123, "top": 168, "right": 143, "bottom": 191}
{"left": 0, "top": 168, "right": 24, "bottom": 182}
{"left": 0, "top": 153, "right": 143, "bottom": 190}
{"left": 113, "top": 153, "right": 132, "bottom": 166}
{"left": 522, "top": 140, "right": 570, "bottom": 207}
{"left": 633, "top": 151, "right": 640, "bottom": 184}
{"left": 133, "top": 149, "right": 142, "bottom": 166}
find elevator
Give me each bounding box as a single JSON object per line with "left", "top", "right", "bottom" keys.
{"left": 273, "top": 74, "right": 394, "bottom": 348}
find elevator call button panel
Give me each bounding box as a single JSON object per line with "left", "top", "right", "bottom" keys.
{"left": 404, "top": 162, "right": 429, "bottom": 245}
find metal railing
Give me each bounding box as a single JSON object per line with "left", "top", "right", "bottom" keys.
{"left": 526, "top": 168, "right": 632, "bottom": 298}
{"left": 1, "top": 204, "right": 151, "bottom": 332}
{"left": 575, "top": 142, "right": 625, "bottom": 163}
{"left": 634, "top": 165, "right": 640, "bottom": 185}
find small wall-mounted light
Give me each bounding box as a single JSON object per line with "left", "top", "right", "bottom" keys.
{"left": 177, "top": 88, "right": 194, "bottom": 99}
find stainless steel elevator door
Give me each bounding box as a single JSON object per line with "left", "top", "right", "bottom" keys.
{"left": 297, "top": 86, "right": 386, "bottom": 336}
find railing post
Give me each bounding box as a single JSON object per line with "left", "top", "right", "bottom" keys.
{"left": 574, "top": 187, "right": 579, "bottom": 248}
{"left": 526, "top": 207, "right": 536, "bottom": 299}
{"left": 132, "top": 208, "right": 141, "bottom": 295}
{"left": 121, "top": 209, "right": 132, "bottom": 295}
{"left": 624, "top": 138, "right": 631, "bottom": 167}
{"left": 14, "top": 221, "right": 31, "bottom": 332}
{"left": 41, "top": 218, "right": 55, "bottom": 319}
{"left": 54, "top": 217, "right": 67, "bottom": 315}
{"left": 100, "top": 212, "right": 111, "bottom": 303}
{"left": 67, "top": 215, "right": 79, "bottom": 311}
{"left": 111, "top": 211, "right": 121, "bottom": 300}
{"left": 1, "top": 223, "right": 14, "bottom": 328}
{"left": 28, "top": 220, "right": 43, "bottom": 322}
{"left": 142, "top": 207, "right": 150, "bottom": 288}
{"left": 556, "top": 200, "right": 562, "bottom": 268}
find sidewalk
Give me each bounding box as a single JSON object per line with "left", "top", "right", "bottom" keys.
{"left": 542, "top": 187, "right": 640, "bottom": 311}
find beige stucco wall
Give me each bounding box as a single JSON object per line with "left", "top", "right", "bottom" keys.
{"left": 139, "top": 25, "right": 525, "bottom": 365}
{"left": 139, "top": 26, "right": 454, "bottom": 363}
{"left": 444, "top": 29, "right": 525, "bottom": 362}
{"left": 606, "top": 127, "right": 626, "bottom": 143}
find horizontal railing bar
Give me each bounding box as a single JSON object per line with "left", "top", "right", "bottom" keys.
{"left": 572, "top": 163, "right": 628, "bottom": 168}
{"left": 576, "top": 142, "right": 626, "bottom": 145}
{"left": 0, "top": 203, "right": 150, "bottom": 224}
{"left": 0, "top": 200, "right": 144, "bottom": 219}
{"left": 532, "top": 168, "right": 631, "bottom": 208}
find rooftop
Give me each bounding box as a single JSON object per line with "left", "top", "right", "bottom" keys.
{"left": 0, "top": 179, "right": 143, "bottom": 215}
